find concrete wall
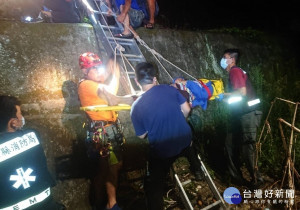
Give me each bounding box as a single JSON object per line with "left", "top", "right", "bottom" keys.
{"left": 0, "top": 20, "right": 299, "bottom": 209}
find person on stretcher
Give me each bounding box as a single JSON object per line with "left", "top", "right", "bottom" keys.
{"left": 171, "top": 77, "right": 223, "bottom": 110}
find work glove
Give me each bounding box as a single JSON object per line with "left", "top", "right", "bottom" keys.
{"left": 216, "top": 93, "right": 224, "bottom": 101}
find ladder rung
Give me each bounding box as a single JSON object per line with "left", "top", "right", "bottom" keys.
{"left": 117, "top": 53, "right": 143, "bottom": 59}
{"left": 127, "top": 74, "right": 135, "bottom": 78}
{"left": 125, "top": 58, "right": 145, "bottom": 62}
{"left": 201, "top": 200, "right": 222, "bottom": 210}
{"left": 107, "top": 37, "right": 135, "bottom": 43}
{"left": 94, "top": 11, "right": 114, "bottom": 16}
{"left": 181, "top": 179, "right": 191, "bottom": 186}
{"left": 109, "top": 40, "right": 135, "bottom": 46}
{"left": 102, "top": 25, "right": 119, "bottom": 30}
{"left": 118, "top": 57, "right": 144, "bottom": 62}
{"left": 84, "top": 0, "right": 145, "bottom": 94}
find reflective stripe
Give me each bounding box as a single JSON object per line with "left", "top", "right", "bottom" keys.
{"left": 0, "top": 132, "right": 39, "bottom": 162}
{"left": 10, "top": 167, "right": 36, "bottom": 189}
{"left": 228, "top": 96, "right": 242, "bottom": 104}
{"left": 248, "top": 98, "right": 260, "bottom": 106}
{"left": 1, "top": 187, "right": 51, "bottom": 210}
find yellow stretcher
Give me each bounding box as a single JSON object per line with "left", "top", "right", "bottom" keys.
{"left": 80, "top": 104, "right": 131, "bottom": 112}
{"left": 199, "top": 78, "right": 224, "bottom": 100}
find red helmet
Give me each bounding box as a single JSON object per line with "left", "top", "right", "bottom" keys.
{"left": 79, "top": 52, "right": 103, "bottom": 69}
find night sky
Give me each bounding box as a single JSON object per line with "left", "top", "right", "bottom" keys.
{"left": 155, "top": 0, "right": 299, "bottom": 33}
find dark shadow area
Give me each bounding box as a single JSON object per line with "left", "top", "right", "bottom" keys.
{"left": 188, "top": 105, "right": 229, "bottom": 184}
{"left": 55, "top": 80, "right": 91, "bottom": 180}
{"left": 61, "top": 80, "right": 81, "bottom": 113}
{"left": 54, "top": 140, "right": 93, "bottom": 180}
{"left": 117, "top": 172, "right": 148, "bottom": 210}
{"left": 117, "top": 142, "right": 148, "bottom": 209}
{"left": 156, "top": 0, "right": 299, "bottom": 33}
{"left": 155, "top": 0, "right": 300, "bottom": 66}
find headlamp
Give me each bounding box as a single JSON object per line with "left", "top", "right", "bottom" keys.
{"left": 96, "top": 65, "right": 106, "bottom": 75}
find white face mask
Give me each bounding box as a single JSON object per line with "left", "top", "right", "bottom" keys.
{"left": 220, "top": 58, "right": 228, "bottom": 69}
{"left": 21, "top": 116, "right": 25, "bottom": 127}
{"left": 14, "top": 116, "right": 25, "bottom": 131}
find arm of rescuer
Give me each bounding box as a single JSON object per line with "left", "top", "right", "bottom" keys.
{"left": 97, "top": 58, "right": 136, "bottom": 105}
{"left": 224, "top": 87, "right": 246, "bottom": 97}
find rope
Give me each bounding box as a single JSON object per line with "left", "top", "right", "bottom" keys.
{"left": 115, "top": 44, "right": 136, "bottom": 94}
{"left": 90, "top": 0, "right": 197, "bottom": 87}
{"left": 97, "top": 0, "right": 137, "bottom": 38}
{"left": 94, "top": 0, "right": 121, "bottom": 49}
{"left": 89, "top": 0, "right": 137, "bottom": 95}
{"left": 136, "top": 37, "right": 198, "bottom": 82}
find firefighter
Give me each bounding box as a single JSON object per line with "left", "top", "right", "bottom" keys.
{"left": 0, "top": 95, "right": 64, "bottom": 210}
{"left": 78, "top": 52, "right": 134, "bottom": 210}
{"left": 220, "top": 49, "right": 264, "bottom": 188}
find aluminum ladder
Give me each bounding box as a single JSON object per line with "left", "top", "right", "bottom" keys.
{"left": 80, "top": 0, "right": 146, "bottom": 94}
{"left": 171, "top": 154, "right": 227, "bottom": 209}
{"left": 80, "top": 1, "right": 227, "bottom": 208}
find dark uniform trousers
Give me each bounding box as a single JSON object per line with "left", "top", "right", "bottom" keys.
{"left": 145, "top": 144, "right": 201, "bottom": 210}
{"left": 225, "top": 109, "right": 263, "bottom": 184}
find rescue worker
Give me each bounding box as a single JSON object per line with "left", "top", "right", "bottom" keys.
{"left": 0, "top": 95, "right": 64, "bottom": 210}
{"left": 220, "top": 49, "right": 264, "bottom": 188}
{"left": 77, "top": 52, "right": 133, "bottom": 210}
{"left": 130, "top": 62, "right": 202, "bottom": 210}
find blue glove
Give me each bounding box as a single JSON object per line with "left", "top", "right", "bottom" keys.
{"left": 216, "top": 93, "right": 224, "bottom": 101}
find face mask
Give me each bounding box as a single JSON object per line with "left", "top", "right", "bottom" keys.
{"left": 13, "top": 116, "right": 25, "bottom": 131}
{"left": 21, "top": 116, "right": 25, "bottom": 127}
{"left": 220, "top": 58, "right": 228, "bottom": 69}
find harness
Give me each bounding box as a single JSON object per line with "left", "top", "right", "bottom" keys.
{"left": 198, "top": 80, "right": 212, "bottom": 100}
{"left": 84, "top": 117, "right": 125, "bottom": 159}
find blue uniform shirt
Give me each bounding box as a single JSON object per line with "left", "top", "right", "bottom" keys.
{"left": 131, "top": 85, "right": 192, "bottom": 158}
{"left": 115, "top": 0, "right": 141, "bottom": 10}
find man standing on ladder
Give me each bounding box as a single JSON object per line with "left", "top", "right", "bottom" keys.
{"left": 220, "top": 49, "right": 264, "bottom": 188}
{"left": 78, "top": 52, "right": 133, "bottom": 210}
{"left": 107, "top": 0, "right": 145, "bottom": 39}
